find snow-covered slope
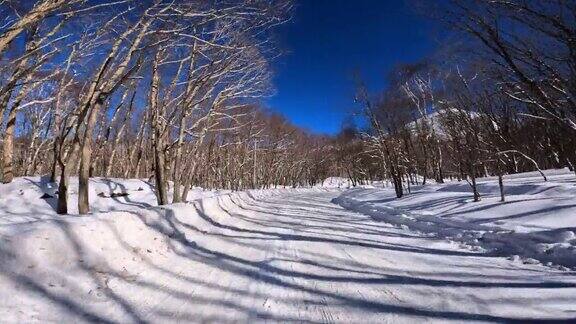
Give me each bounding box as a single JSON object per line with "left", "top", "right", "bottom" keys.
{"left": 0, "top": 176, "right": 228, "bottom": 225}
{"left": 334, "top": 168, "right": 576, "bottom": 269}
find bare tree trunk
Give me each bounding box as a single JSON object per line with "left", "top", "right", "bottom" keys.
{"left": 469, "top": 164, "right": 481, "bottom": 202}
{"left": 57, "top": 167, "right": 69, "bottom": 214}
{"left": 180, "top": 159, "right": 198, "bottom": 202}
{"left": 2, "top": 73, "right": 35, "bottom": 183}
{"left": 172, "top": 115, "right": 187, "bottom": 203}
{"left": 78, "top": 144, "right": 91, "bottom": 214}
{"left": 150, "top": 53, "right": 168, "bottom": 205}
{"left": 26, "top": 140, "right": 47, "bottom": 176}
{"left": 127, "top": 117, "right": 148, "bottom": 178}
{"left": 105, "top": 91, "right": 135, "bottom": 177}
{"left": 181, "top": 179, "right": 191, "bottom": 203}
{"left": 153, "top": 144, "right": 168, "bottom": 205}
{"left": 498, "top": 174, "right": 505, "bottom": 202}
{"left": 50, "top": 144, "right": 59, "bottom": 182}
{"left": 50, "top": 49, "right": 76, "bottom": 183}
{"left": 78, "top": 100, "right": 103, "bottom": 214}
{"left": 2, "top": 106, "right": 18, "bottom": 183}
{"left": 56, "top": 146, "right": 76, "bottom": 215}
{"left": 405, "top": 173, "right": 411, "bottom": 194}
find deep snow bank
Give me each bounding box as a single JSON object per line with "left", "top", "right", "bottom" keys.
{"left": 0, "top": 176, "right": 229, "bottom": 225}
{"left": 333, "top": 169, "right": 576, "bottom": 270}
{"left": 0, "top": 183, "right": 314, "bottom": 278}
{"left": 0, "top": 186, "right": 327, "bottom": 322}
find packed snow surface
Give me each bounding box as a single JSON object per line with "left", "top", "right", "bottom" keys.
{"left": 0, "top": 173, "right": 575, "bottom": 322}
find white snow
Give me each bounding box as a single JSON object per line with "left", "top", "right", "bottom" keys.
{"left": 0, "top": 174, "right": 575, "bottom": 322}
{"left": 333, "top": 168, "right": 576, "bottom": 270}
{"left": 317, "top": 177, "right": 354, "bottom": 188}
{"left": 0, "top": 176, "right": 228, "bottom": 225}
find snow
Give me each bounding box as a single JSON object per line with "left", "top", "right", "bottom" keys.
{"left": 317, "top": 177, "right": 353, "bottom": 188}
{"left": 0, "top": 176, "right": 228, "bottom": 225}
{"left": 333, "top": 168, "right": 576, "bottom": 270}
{"left": 405, "top": 108, "right": 480, "bottom": 137}
{"left": 0, "top": 174, "right": 575, "bottom": 322}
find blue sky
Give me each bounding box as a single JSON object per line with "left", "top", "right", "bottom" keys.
{"left": 267, "top": 0, "right": 437, "bottom": 134}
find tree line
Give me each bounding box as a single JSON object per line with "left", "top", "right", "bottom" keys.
{"left": 2, "top": 0, "right": 573, "bottom": 213}
{"left": 0, "top": 0, "right": 336, "bottom": 214}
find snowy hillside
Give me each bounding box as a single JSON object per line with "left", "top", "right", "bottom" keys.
{"left": 334, "top": 168, "right": 576, "bottom": 269}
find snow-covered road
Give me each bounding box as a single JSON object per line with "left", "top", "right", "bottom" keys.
{"left": 2, "top": 189, "right": 576, "bottom": 322}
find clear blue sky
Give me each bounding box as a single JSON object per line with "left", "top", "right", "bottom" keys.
{"left": 267, "top": 0, "right": 437, "bottom": 134}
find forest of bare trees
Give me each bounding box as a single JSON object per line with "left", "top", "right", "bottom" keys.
{"left": 0, "top": 0, "right": 574, "bottom": 214}
{"left": 332, "top": 0, "right": 575, "bottom": 202}
{"left": 0, "top": 0, "right": 338, "bottom": 214}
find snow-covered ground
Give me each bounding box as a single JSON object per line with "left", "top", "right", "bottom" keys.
{"left": 334, "top": 168, "right": 576, "bottom": 270}
{"left": 0, "top": 176, "right": 228, "bottom": 225}
{"left": 0, "top": 173, "right": 575, "bottom": 322}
